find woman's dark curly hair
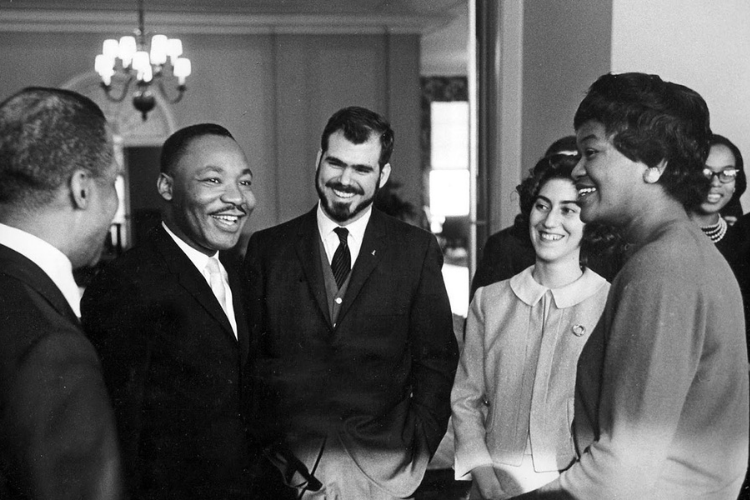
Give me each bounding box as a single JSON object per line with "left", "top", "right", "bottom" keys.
{"left": 573, "top": 72, "right": 712, "bottom": 210}
{"left": 513, "top": 153, "right": 622, "bottom": 268}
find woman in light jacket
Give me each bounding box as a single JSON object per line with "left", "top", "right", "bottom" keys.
{"left": 451, "top": 154, "right": 615, "bottom": 499}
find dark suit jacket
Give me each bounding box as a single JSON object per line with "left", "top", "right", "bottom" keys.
{"left": 0, "top": 244, "right": 123, "bottom": 500}
{"left": 245, "top": 207, "right": 458, "bottom": 497}
{"left": 81, "top": 225, "right": 260, "bottom": 500}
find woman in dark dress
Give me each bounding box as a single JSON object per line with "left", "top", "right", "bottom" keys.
{"left": 689, "top": 134, "right": 746, "bottom": 258}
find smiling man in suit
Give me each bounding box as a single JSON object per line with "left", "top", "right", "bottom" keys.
{"left": 0, "top": 87, "right": 123, "bottom": 499}
{"left": 245, "top": 106, "right": 458, "bottom": 499}
{"left": 82, "top": 123, "right": 262, "bottom": 499}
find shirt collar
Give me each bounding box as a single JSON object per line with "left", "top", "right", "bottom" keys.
{"left": 0, "top": 223, "right": 81, "bottom": 316}
{"left": 510, "top": 266, "right": 608, "bottom": 308}
{"left": 316, "top": 202, "right": 372, "bottom": 243}
{"left": 162, "top": 222, "right": 217, "bottom": 272}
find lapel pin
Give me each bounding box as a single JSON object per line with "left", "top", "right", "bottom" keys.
{"left": 572, "top": 324, "right": 586, "bottom": 337}
{"left": 371, "top": 250, "right": 376, "bottom": 256}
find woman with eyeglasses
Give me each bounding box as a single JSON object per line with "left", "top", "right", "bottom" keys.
{"left": 691, "top": 135, "right": 750, "bottom": 500}
{"left": 689, "top": 134, "right": 747, "bottom": 257}
{"left": 451, "top": 154, "right": 614, "bottom": 499}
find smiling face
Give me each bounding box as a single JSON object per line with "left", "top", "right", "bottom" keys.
{"left": 158, "top": 135, "right": 255, "bottom": 255}
{"left": 696, "top": 143, "right": 737, "bottom": 218}
{"left": 315, "top": 129, "right": 391, "bottom": 225}
{"left": 529, "top": 177, "right": 584, "bottom": 266}
{"left": 573, "top": 120, "right": 650, "bottom": 226}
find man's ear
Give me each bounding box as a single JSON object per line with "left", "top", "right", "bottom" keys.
{"left": 157, "top": 173, "right": 173, "bottom": 201}
{"left": 379, "top": 163, "right": 392, "bottom": 188}
{"left": 70, "top": 169, "right": 92, "bottom": 210}
{"left": 315, "top": 149, "right": 322, "bottom": 170}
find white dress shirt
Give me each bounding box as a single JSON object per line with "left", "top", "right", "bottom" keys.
{"left": 317, "top": 202, "right": 372, "bottom": 267}
{"left": 0, "top": 223, "right": 82, "bottom": 317}
{"left": 162, "top": 222, "right": 238, "bottom": 337}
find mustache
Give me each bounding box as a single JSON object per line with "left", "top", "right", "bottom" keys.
{"left": 326, "top": 181, "right": 364, "bottom": 196}
{"left": 208, "top": 204, "right": 247, "bottom": 216}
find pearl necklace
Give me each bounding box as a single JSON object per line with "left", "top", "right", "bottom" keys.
{"left": 701, "top": 216, "right": 728, "bottom": 243}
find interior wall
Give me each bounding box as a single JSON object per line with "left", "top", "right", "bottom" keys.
{"left": 611, "top": 0, "right": 750, "bottom": 213}
{"left": 521, "top": 0, "right": 612, "bottom": 187}
{"left": 0, "top": 30, "right": 421, "bottom": 236}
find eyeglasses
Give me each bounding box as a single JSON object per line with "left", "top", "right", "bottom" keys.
{"left": 702, "top": 167, "right": 738, "bottom": 183}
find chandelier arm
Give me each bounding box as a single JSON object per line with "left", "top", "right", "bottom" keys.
{"left": 156, "top": 80, "right": 187, "bottom": 104}
{"left": 100, "top": 76, "right": 134, "bottom": 103}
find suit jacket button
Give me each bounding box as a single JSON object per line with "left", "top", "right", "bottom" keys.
{"left": 335, "top": 298, "right": 342, "bottom": 304}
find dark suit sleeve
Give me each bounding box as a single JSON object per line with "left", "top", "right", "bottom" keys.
{"left": 2, "top": 296, "right": 123, "bottom": 499}
{"left": 408, "top": 234, "right": 459, "bottom": 455}
{"left": 243, "top": 233, "right": 280, "bottom": 448}
{"left": 81, "top": 266, "right": 153, "bottom": 496}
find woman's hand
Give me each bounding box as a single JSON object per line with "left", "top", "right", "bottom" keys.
{"left": 472, "top": 465, "right": 509, "bottom": 499}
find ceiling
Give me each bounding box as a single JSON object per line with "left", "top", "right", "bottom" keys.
{"left": 0, "top": 0, "right": 468, "bottom": 75}
{"left": 1, "top": 0, "right": 462, "bottom": 18}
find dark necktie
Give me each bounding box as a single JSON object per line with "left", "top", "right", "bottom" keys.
{"left": 331, "top": 227, "right": 351, "bottom": 289}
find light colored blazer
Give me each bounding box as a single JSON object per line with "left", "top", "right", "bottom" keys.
{"left": 452, "top": 266, "right": 609, "bottom": 478}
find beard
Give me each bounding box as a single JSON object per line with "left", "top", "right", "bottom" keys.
{"left": 315, "top": 168, "right": 379, "bottom": 224}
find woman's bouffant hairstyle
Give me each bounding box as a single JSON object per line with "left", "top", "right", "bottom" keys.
{"left": 514, "top": 153, "right": 621, "bottom": 268}
{"left": 574, "top": 72, "right": 712, "bottom": 210}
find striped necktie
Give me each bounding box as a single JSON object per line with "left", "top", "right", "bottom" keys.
{"left": 331, "top": 227, "right": 351, "bottom": 289}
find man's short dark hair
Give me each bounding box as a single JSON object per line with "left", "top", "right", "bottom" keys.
{"left": 574, "top": 72, "right": 712, "bottom": 209}
{"left": 0, "top": 87, "right": 113, "bottom": 209}
{"left": 160, "top": 123, "right": 235, "bottom": 175}
{"left": 320, "top": 106, "right": 394, "bottom": 169}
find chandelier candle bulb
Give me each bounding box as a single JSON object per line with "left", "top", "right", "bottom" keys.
{"left": 174, "top": 58, "right": 191, "bottom": 85}
{"left": 103, "top": 39, "right": 119, "bottom": 59}
{"left": 118, "top": 36, "right": 136, "bottom": 67}
{"left": 167, "top": 39, "right": 182, "bottom": 63}
{"left": 133, "top": 51, "right": 149, "bottom": 75}
{"left": 150, "top": 35, "right": 168, "bottom": 65}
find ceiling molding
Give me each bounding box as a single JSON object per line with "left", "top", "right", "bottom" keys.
{"left": 0, "top": 9, "right": 451, "bottom": 35}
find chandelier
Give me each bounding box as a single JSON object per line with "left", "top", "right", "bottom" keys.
{"left": 94, "top": 0, "right": 191, "bottom": 120}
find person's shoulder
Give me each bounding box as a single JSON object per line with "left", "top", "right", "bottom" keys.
{"left": 474, "top": 275, "right": 514, "bottom": 304}
{"left": 484, "top": 224, "right": 529, "bottom": 248}
{"left": 624, "top": 221, "right": 731, "bottom": 285}
{"left": 0, "top": 270, "right": 81, "bottom": 354}
{"left": 99, "top": 236, "right": 159, "bottom": 274}
{"left": 85, "top": 232, "right": 168, "bottom": 296}
{"left": 250, "top": 210, "right": 312, "bottom": 242}
{"left": 374, "top": 209, "right": 435, "bottom": 243}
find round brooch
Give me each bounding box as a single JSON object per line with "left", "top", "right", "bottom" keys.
{"left": 572, "top": 324, "right": 586, "bottom": 337}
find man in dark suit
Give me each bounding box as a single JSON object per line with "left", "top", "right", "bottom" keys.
{"left": 245, "top": 106, "right": 458, "bottom": 499}
{"left": 82, "top": 123, "right": 264, "bottom": 499}
{"left": 0, "top": 87, "right": 123, "bottom": 499}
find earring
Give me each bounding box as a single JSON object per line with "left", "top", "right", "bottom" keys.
{"left": 643, "top": 167, "right": 660, "bottom": 184}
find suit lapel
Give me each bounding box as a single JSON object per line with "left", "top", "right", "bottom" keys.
{"left": 0, "top": 244, "right": 80, "bottom": 327}
{"left": 150, "top": 226, "right": 236, "bottom": 340}
{"left": 225, "top": 256, "right": 250, "bottom": 364}
{"left": 336, "top": 210, "right": 387, "bottom": 324}
{"left": 295, "top": 209, "right": 331, "bottom": 325}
